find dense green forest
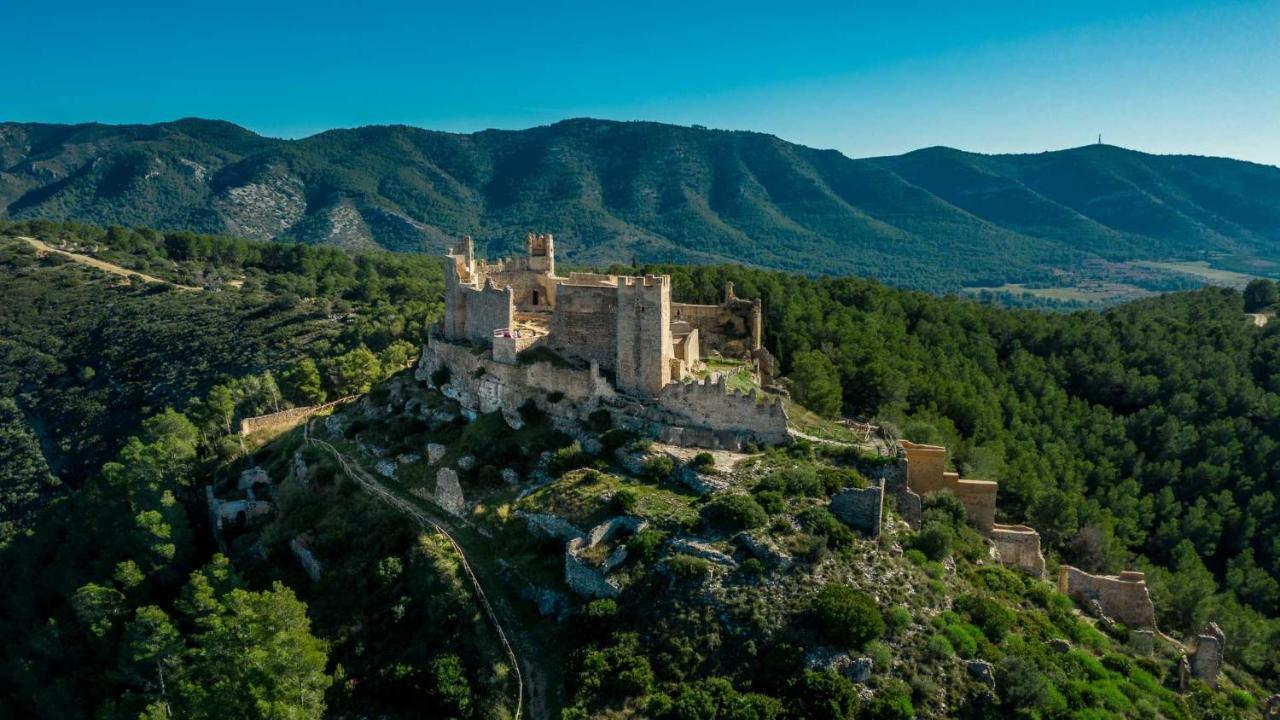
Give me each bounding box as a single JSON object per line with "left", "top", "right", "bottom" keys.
{"left": 4, "top": 118, "right": 1280, "bottom": 291}
{"left": 641, "top": 261, "right": 1280, "bottom": 679}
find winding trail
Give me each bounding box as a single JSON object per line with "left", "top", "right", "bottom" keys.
{"left": 304, "top": 419, "right": 555, "bottom": 719}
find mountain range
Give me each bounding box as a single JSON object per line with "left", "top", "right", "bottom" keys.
{"left": 2, "top": 117, "right": 1279, "bottom": 290}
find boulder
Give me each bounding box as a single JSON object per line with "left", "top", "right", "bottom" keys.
{"left": 427, "top": 443, "right": 447, "bottom": 465}
{"left": 501, "top": 468, "right": 521, "bottom": 485}
{"left": 502, "top": 406, "right": 526, "bottom": 430}
{"left": 397, "top": 452, "right": 421, "bottom": 465}
{"left": 375, "top": 460, "right": 397, "bottom": 479}
{"left": 434, "top": 468, "right": 465, "bottom": 516}
{"left": 458, "top": 455, "right": 476, "bottom": 472}
{"left": 1048, "top": 639, "right": 1071, "bottom": 654}
{"left": 1264, "top": 694, "right": 1280, "bottom": 719}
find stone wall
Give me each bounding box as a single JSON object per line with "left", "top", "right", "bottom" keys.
{"left": 652, "top": 376, "right": 790, "bottom": 448}
{"left": 615, "top": 275, "right": 672, "bottom": 396}
{"left": 1190, "top": 623, "right": 1225, "bottom": 688}
{"left": 1057, "top": 566, "right": 1157, "bottom": 628}
{"left": 829, "top": 481, "right": 885, "bottom": 538}
{"left": 237, "top": 396, "right": 355, "bottom": 437}
{"left": 549, "top": 283, "right": 618, "bottom": 367}
{"left": 670, "top": 282, "right": 762, "bottom": 358}
{"left": 899, "top": 441, "right": 997, "bottom": 533}
{"left": 459, "top": 281, "right": 514, "bottom": 345}
{"left": 990, "top": 524, "right": 1046, "bottom": 576}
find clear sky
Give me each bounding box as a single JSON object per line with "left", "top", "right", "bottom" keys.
{"left": 3, "top": 0, "right": 1278, "bottom": 164}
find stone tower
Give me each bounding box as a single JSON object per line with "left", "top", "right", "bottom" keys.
{"left": 615, "top": 275, "right": 672, "bottom": 396}
{"left": 525, "top": 232, "right": 554, "bottom": 275}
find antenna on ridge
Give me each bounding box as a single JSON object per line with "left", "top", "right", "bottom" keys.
{"left": 1098, "top": 133, "right": 1102, "bottom": 145}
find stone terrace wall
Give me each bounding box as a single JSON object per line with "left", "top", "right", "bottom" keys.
{"left": 1057, "top": 566, "right": 1157, "bottom": 628}
{"left": 990, "top": 524, "right": 1046, "bottom": 576}
{"left": 549, "top": 283, "right": 618, "bottom": 368}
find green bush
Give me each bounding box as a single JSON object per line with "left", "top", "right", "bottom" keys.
{"left": 810, "top": 584, "right": 884, "bottom": 650}
{"left": 612, "top": 488, "right": 638, "bottom": 514}
{"left": 690, "top": 452, "right": 716, "bottom": 471}
{"left": 796, "top": 507, "right": 855, "bottom": 548}
{"left": 792, "top": 670, "right": 859, "bottom": 720}
{"left": 701, "top": 494, "right": 768, "bottom": 531}
{"left": 925, "top": 633, "right": 954, "bottom": 659}
{"left": 861, "top": 677, "right": 913, "bottom": 720}
{"left": 628, "top": 529, "right": 666, "bottom": 563}
{"left": 755, "top": 490, "right": 785, "bottom": 514}
{"left": 643, "top": 456, "right": 675, "bottom": 482}
{"left": 954, "top": 594, "right": 1016, "bottom": 642}
{"left": 668, "top": 554, "right": 712, "bottom": 579}
{"left": 600, "top": 428, "right": 636, "bottom": 453}
{"left": 884, "top": 607, "right": 912, "bottom": 638}
{"left": 547, "top": 443, "right": 597, "bottom": 476}
{"left": 912, "top": 523, "right": 954, "bottom": 562}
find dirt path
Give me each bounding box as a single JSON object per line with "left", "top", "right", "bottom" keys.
{"left": 19, "top": 236, "right": 201, "bottom": 290}
{"left": 304, "top": 420, "right": 557, "bottom": 720}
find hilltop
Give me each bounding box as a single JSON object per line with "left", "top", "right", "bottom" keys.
{"left": 3, "top": 119, "right": 1280, "bottom": 292}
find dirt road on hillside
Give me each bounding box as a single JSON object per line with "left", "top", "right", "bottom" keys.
{"left": 20, "top": 236, "right": 201, "bottom": 290}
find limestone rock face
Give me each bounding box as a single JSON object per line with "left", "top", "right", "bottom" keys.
{"left": 427, "top": 443, "right": 447, "bottom": 465}
{"left": 434, "top": 468, "right": 465, "bottom": 516}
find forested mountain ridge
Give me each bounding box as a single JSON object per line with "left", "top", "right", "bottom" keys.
{"left": 3, "top": 118, "right": 1279, "bottom": 291}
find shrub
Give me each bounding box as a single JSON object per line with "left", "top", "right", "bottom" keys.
{"left": 755, "top": 490, "right": 785, "bottom": 514}
{"left": 755, "top": 467, "right": 821, "bottom": 497}
{"left": 547, "top": 443, "right": 597, "bottom": 476}
{"left": 587, "top": 408, "right": 613, "bottom": 432}
{"left": 629, "top": 529, "right": 666, "bottom": 562}
{"left": 612, "top": 488, "right": 638, "bottom": 514}
{"left": 643, "top": 456, "right": 675, "bottom": 482}
{"left": 996, "top": 655, "right": 1061, "bottom": 716}
{"left": 796, "top": 507, "right": 855, "bottom": 548}
{"left": 817, "top": 466, "right": 866, "bottom": 493}
{"left": 810, "top": 584, "right": 884, "bottom": 650}
{"left": 912, "top": 523, "right": 954, "bottom": 562}
{"left": 584, "top": 598, "right": 618, "bottom": 620}
{"left": 600, "top": 428, "right": 636, "bottom": 453}
{"left": 943, "top": 623, "right": 979, "bottom": 658}
{"left": 862, "top": 678, "right": 914, "bottom": 720}
{"left": 954, "top": 594, "right": 1016, "bottom": 642}
{"left": 903, "top": 549, "right": 927, "bottom": 566}
{"left": 925, "top": 633, "right": 954, "bottom": 659}
{"left": 668, "top": 554, "right": 712, "bottom": 579}
{"left": 690, "top": 452, "right": 716, "bottom": 471}
{"left": 793, "top": 671, "right": 859, "bottom": 720}
{"left": 884, "top": 607, "right": 912, "bottom": 638}
{"left": 701, "top": 494, "right": 768, "bottom": 531}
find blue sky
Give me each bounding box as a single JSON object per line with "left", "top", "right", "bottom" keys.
{"left": 3, "top": 0, "right": 1278, "bottom": 164}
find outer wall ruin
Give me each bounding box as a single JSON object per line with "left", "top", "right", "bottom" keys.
{"left": 899, "top": 440, "right": 998, "bottom": 533}
{"left": 1057, "top": 566, "right": 1158, "bottom": 629}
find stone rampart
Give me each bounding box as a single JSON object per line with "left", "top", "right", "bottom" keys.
{"left": 990, "top": 524, "right": 1046, "bottom": 576}
{"left": 829, "top": 481, "right": 885, "bottom": 538}
{"left": 653, "top": 376, "right": 790, "bottom": 449}
{"left": 549, "top": 284, "right": 618, "bottom": 367}
{"left": 1057, "top": 566, "right": 1157, "bottom": 628}
{"left": 238, "top": 396, "right": 356, "bottom": 437}
{"left": 899, "top": 441, "right": 997, "bottom": 533}
{"left": 459, "top": 281, "right": 514, "bottom": 345}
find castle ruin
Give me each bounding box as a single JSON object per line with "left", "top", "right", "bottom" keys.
{"left": 423, "top": 234, "right": 788, "bottom": 449}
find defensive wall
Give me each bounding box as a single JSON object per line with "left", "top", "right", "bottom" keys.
{"left": 419, "top": 337, "right": 789, "bottom": 450}
{"left": 670, "top": 282, "right": 762, "bottom": 358}
{"left": 899, "top": 440, "right": 997, "bottom": 533}
{"left": 1057, "top": 566, "right": 1157, "bottom": 629}
{"left": 990, "top": 523, "right": 1046, "bottom": 576}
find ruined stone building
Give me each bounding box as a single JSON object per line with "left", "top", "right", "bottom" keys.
{"left": 424, "top": 234, "right": 788, "bottom": 449}
{"left": 443, "top": 233, "right": 765, "bottom": 395}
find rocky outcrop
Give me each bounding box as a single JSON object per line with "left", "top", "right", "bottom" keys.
{"left": 518, "top": 511, "right": 585, "bottom": 542}
{"left": 967, "top": 660, "right": 995, "bottom": 688}
{"left": 427, "top": 443, "right": 447, "bottom": 465}
{"left": 290, "top": 536, "right": 323, "bottom": 581}
{"left": 434, "top": 468, "right": 466, "bottom": 516}
{"left": 735, "top": 531, "right": 793, "bottom": 569}
{"left": 670, "top": 539, "right": 736, "bottom": 567}
{"left": 564, "top": 516, "right": 646, "bottom": 598}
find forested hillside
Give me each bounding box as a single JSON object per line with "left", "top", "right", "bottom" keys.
{"left": 3, "top": 119, "right": 1279, "bottom": 291}
{"left": 0, "top": 219, "right": 442, "bottom": 542}
{"left": 647, "top": 261, "right": 1280, "bottom": 678}
{"left": 2, "top": 223, "right": 1279, "bottom": 718}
